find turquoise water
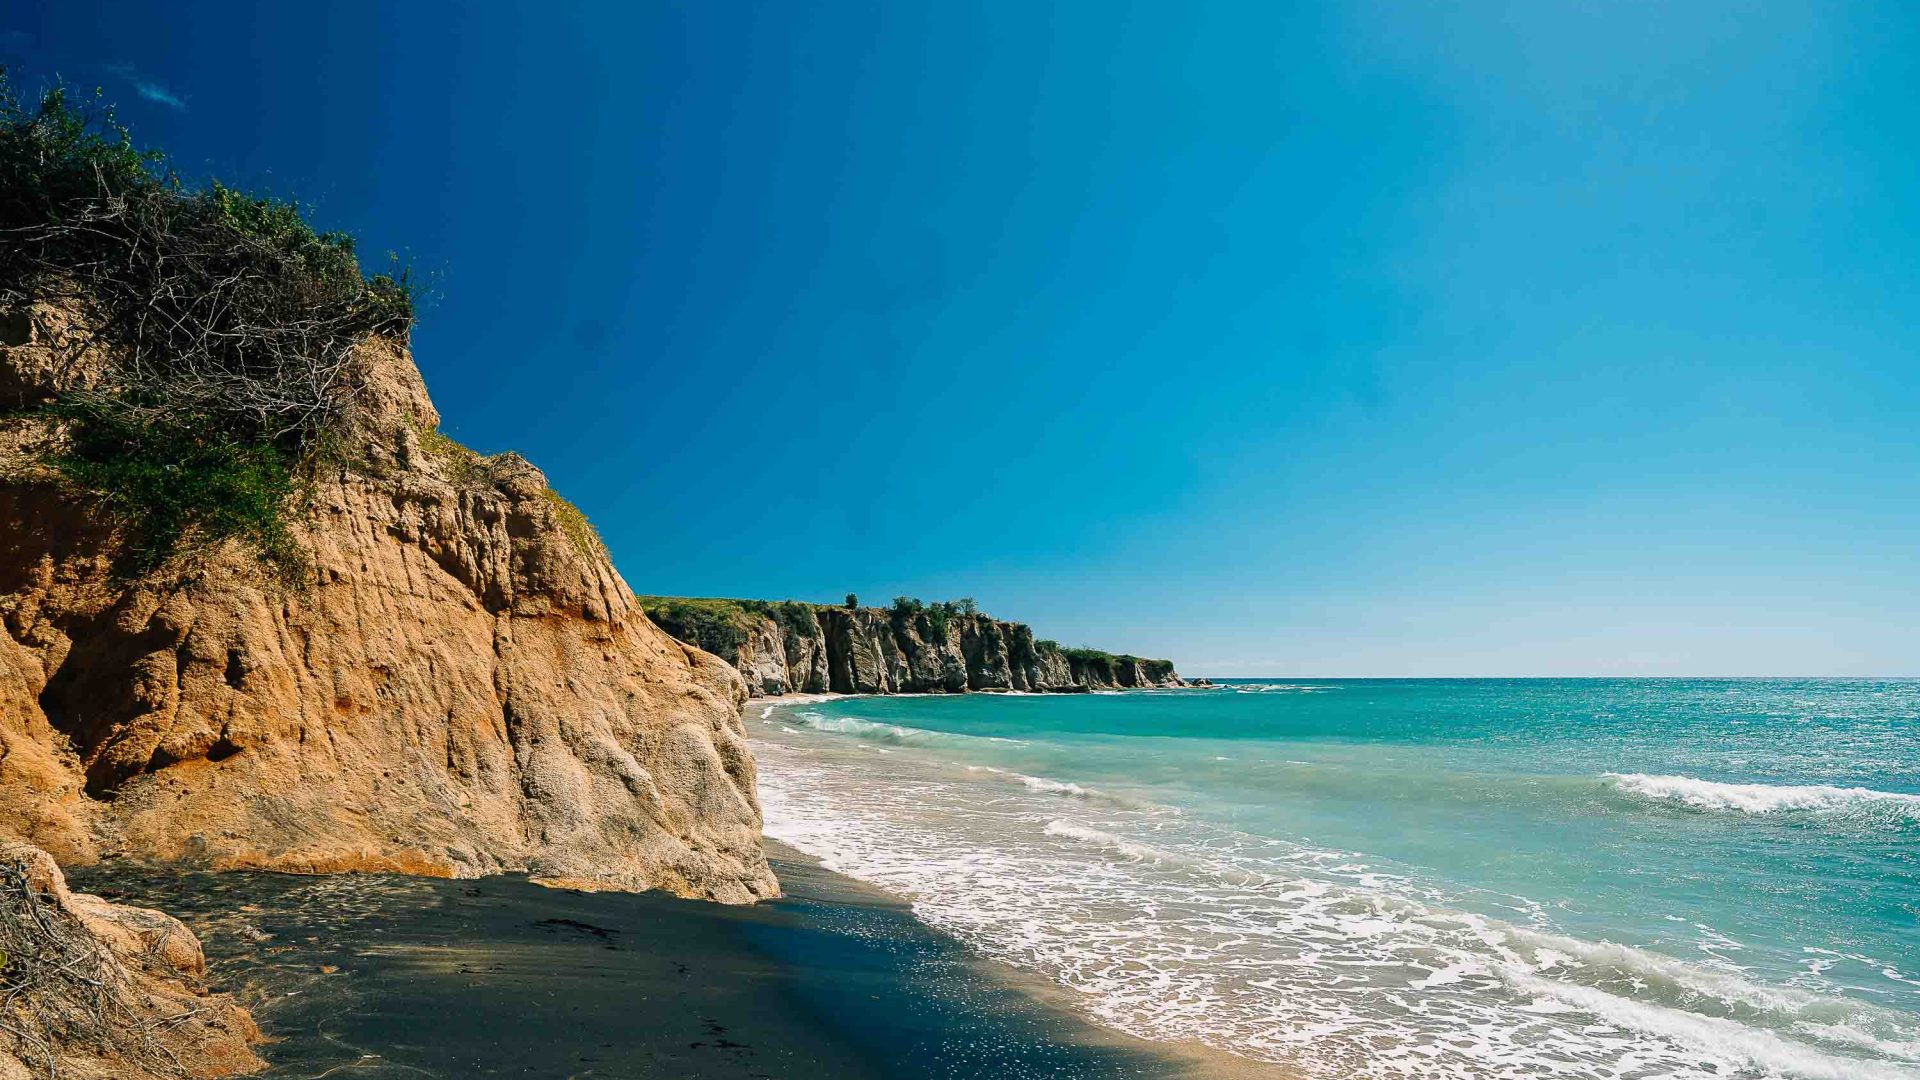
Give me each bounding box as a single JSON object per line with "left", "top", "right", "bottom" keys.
{"left": 751, "top": 679, "right": 1920, "bottom": 1079}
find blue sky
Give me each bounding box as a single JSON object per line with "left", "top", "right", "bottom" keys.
{"left": 7, "top": 2, "right": 1918, "bottom": 675}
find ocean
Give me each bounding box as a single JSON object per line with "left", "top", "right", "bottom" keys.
{"left": 750, "top": 679, "right": 1920, "bottom": 1079}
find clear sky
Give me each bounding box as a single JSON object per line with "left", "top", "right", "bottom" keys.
{"left": 7, "top": 2, "right": 1918, "bottom": 676}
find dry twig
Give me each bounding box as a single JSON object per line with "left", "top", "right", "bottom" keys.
{"left": 0, "top": 858, "right": 189, "bottom": 1079}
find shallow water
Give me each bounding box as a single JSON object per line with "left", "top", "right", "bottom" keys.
{"left": 751, "top": 679, "right": 1920, "bottom": 1079}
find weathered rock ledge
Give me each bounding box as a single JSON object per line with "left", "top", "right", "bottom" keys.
{"left": 641, "top": 598, "right": 1184, "bottom": 697}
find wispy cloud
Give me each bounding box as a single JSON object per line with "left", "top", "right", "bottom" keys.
{"left": 105, "top": 63, "right": 186, "bottom": 111}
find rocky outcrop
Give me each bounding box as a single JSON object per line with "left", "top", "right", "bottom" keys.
{"left": 779, "top": 614, "right": 830, "bottom": 694}
{"left": 732, "top": 617, "right": 791, "bottom": 696}
{"left": 642, "top": 597, "right": 1183, "bottom": 698}
{"left": 0, "top": 841, "right": 263, "bottom": 1079}
{"left": 0, "top": 299, "right": 777, "bottom": 903}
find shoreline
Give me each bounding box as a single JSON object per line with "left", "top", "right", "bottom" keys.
{"left": 72, "top": 840, "right": 1290, "bottom": 1079}
{"left": 750, "top": 694, "right": 1290, "bottom": 1079}
{"left": 764, "top": 838, "right": 1295, "bottom": 1080}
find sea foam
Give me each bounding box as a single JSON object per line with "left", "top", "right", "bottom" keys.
{"left": 754, "top": 739, "right": 1920, "bottom": 1079}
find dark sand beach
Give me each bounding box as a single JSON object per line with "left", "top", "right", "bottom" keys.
{"left": 71, "top": 841, "right": 1276, "bottom": 1079}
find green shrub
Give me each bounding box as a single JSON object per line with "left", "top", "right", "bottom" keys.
{"left": 737, "top": 598, "right": 821, "bottom": 640}
{"left": 844, "top": 593, "right": 858, "bottom": 609}
{"left": 1061, "top": 647, "right": 1117, "bottom": 665}
{"left": 0, "top": 72, "right": 419, "bottom": 425}
{"left": 769, "top": 600, "right": 820, "bottom": 640}
{"left": 0, "top": 80, "right": 157, "bottom": 225}
{"left": 44, "top": 399, "right": 299, "bottom": 575}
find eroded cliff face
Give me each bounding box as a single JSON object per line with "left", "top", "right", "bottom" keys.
{"left": 0, "top": 300, "right": 777, "bottom": 903}
{"left": 648, "top": 601, "right": 1183, "bottom": 698}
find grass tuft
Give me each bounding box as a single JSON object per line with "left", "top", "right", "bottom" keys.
{"left": 414, "top": 422, "right": 490, "bottom": 486}
{"left": 541, "top": 487, "right": 603, "bottom": 558}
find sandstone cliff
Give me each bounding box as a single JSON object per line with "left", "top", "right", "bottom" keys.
{"left": 640, "top": 597, "right": 1184, "bottom": 697}
{"left": 0, "top": 300, "right": 777, "bottom": 902}
{"left": 0, "top": 841, "right": 262, "bottom": 1080}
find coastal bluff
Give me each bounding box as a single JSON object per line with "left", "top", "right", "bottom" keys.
{"left": 0, "top": 298, "right": 777, "bottom": 903}
{"left": 639, "top": 597, "right": 1185, "bottom": 696}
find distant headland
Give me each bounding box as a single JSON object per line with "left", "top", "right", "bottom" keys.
{"left": 639, "top": 595, "right": 1184, "bottom": 696}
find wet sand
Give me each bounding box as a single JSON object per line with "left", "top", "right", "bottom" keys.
{"left": 72, "top": 841, "right": 1283, "bottom": 1079}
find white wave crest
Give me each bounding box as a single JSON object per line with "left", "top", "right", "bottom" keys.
{"left": 783, "top": 711, "right": 1026, "bottom": 748}
{"left": 1043, "top": 820, "right": 1195, "bottom": 867}
{"left": 1604, "top": 774, "right": 1920, "bottom": 819}
{"left": 1020, "top": 773, "right": 1108, "bottom": 800}
{"left": 1503, "top": 968, "right": 1920, "bottom": 1080}
{"left": 1041, "top": 820, "right": 1277, "bottom": 887}
{"left": 1498, "top": 926, "right": 1914, "bottom": 1034}
{"left": 964, "top": 766, "right": 1165, "bottom": 810}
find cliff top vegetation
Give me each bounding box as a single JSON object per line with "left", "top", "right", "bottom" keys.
{"left": 0, "top": 69, "right": 414, "bottom": 575}
{"left": 0, "top": 70, "right": 614, "bottom": 578}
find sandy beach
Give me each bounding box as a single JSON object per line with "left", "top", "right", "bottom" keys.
{"left": 70, "top": 841, "right": 1285, "bottom": 1079}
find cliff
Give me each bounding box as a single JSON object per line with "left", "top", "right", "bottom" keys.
{"left": 0, "top": 298, "right": 778, "bottom": 903}
{"left": 638, "top": 597, "right": 1184, "bottom": 697}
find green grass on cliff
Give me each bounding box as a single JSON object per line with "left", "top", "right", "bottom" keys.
{"left": 739, "top": 599, "right": 821, "bottom": 641}
{"left": 638, "top": 595, "right": 825, "bottom": 655}
{"left": 637, "top": 596, "right": 757, "bottom": 655}
{"left": 43, "top": 397, "right": 301, "bottom": 575}
{"left": 1050, "top": 644, "right": 1175, "bottom": 676}
{"left": 1060, "top": 646, "right": 1135, "bottom": 665}
{"left": 415, "top": 422, "right": 490, "bottom": 485}
{"left": 541, "top": 487, "right": 604, "bottom": 558}
{"left": 0, "top": 69, "right": 418, "bottom": 579}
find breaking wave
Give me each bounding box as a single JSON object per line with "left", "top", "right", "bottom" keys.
{"left": 1043, "top": 819, "right": 1194, "bottom": 866}
{"left": 1604, "top": 773, "right": 1920, "bottom": 820}
{"left": 784, "top": 710, "right": 1027, "bottom": 748}
{"left": 964, "top": 766, "right": 1165, "bottom": 811}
